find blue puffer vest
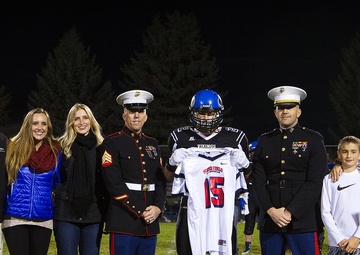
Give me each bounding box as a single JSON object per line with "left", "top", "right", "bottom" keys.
{"left": 5, "top": 154, "right": 61, "bottom": 220}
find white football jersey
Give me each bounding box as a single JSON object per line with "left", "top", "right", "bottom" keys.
{"left": 172, "top": 147, "right": 248, "bottom": 255}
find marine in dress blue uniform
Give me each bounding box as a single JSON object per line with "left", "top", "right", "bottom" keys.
{"left": 252, "top": 86, "right": 328, "bottom": 255}
{"left": 101, "top": 90, "right": 166, "bottom": 255}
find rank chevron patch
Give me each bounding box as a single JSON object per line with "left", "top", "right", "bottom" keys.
{"left": 102, "top": 150, "right": 112, "bottom": 167}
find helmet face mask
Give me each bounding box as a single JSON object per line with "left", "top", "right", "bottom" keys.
{"left": 190, "top": 110, "right": 222, "bottom": 134}
{"left": 189, "top": 89, "right": 224, "bottom": 134}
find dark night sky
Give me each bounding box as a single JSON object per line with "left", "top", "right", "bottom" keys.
{"left": 1, "top": 1, "right": 360, "bottom": 143}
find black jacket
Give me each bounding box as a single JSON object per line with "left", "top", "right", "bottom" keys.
{"left": 252, "top": 124, "right": 328, "bottom": 233}
{"left": 101, "top": 126, "right": 166, "bottom": 236}
{"left": 54, "top": 146, "right": 108, "bottom": 223}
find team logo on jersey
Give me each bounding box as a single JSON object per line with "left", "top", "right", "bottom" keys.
{"left": 292, "top": 141, "right": 308, "bottom": 154}
{"left": 224, "top": 127, "right": 239, "bottom": 133}
{"left": 203, "top": 166, "right": 223, "bottom": 174}
{"left": 146, "top": 146, "right": 158, "bottom": 159}
{"left": 198, "top": 144, "right": 216, "bottom": 148}
{"left": 102, "top": 150, "right": 112, "bottom": 167}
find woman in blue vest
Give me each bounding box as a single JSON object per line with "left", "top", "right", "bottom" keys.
{"left": 2, "top": 108, "right": 61, "bottom": 255}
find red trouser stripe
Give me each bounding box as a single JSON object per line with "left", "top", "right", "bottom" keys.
{"left": 314, "top": 231, "right": 320, "bottom": 255}
{"left": 110, "top": 233, "right": 115, "bottom": 255}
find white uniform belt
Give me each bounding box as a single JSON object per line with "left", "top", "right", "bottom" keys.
{"left": 126, "top": 182, "right": 155, "bottom": 191}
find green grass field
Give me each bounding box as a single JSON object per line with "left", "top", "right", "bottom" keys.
{"left": 2, "top": 222, "right": 328, "bottom": 254}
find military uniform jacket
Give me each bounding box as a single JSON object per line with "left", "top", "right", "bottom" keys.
{"left": 252, "top": 124, "right": 328, "bottom": 233}
{"left": 101, "top": 126, "right": 166, "bottom": 236}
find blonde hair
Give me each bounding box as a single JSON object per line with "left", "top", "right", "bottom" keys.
{"left": 337, "top": 135, "right": 360, "bottom": 151}
{"left": 5, "top": 108, "right": 59, "bottom": 183}
{"left": 58, "top": 103, "right": 103, "bottom": 158}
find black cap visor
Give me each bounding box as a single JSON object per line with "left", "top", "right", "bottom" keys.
{"left": 275, "top": 102, "right": 299, "bottom": 110}
{"left": 124, "top": 103, "right": 148, "bottom": 110}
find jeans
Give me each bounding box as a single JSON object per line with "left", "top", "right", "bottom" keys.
{"left": 328, "top": 246, "right": 360, "bottom": 255}
{"left": 54, "top": 221, "right": 103, "bottom": 255}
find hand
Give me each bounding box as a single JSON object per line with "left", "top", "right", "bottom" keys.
{"left": 169, "top": 148, "right": 188, "bottom": 166}
{"left": 329, "top": 164, "right": 342, "bottom": 182}
{"left": 230, "top": 149, "right": 250, "bottom": 168}
{"left": 338, "top": 239, "right": 348, "bottom": 251}
{"left": 267, "top": 207, "right": 291, "bottom": 228}
{"left": 342, "top": 236, "right": 360, "bottom": 254}
{"left": 142, "top": 205, "right": 161, "bottom": 225}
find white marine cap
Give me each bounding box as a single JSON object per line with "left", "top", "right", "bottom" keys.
{"left": 268, "top": 86, "right": 307, "bottom": 106}
{"left": 116, "top": 90, "right": 154, "bottom": 110}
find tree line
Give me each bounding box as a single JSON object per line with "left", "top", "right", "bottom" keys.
{"left": 0, "top": 11, "right": 359, "bottom": 144}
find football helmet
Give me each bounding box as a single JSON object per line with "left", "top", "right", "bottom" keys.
{"left": 189, "top": 89, "right": 224, "bottom": 134}
{"left": 249, "top": 141, "right": 258, "bottom": 152}
{"left": 248, "top": 140, "right": 258, "bottom": 160}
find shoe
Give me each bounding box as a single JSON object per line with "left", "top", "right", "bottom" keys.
{"left": 241, "top": 250, "right": 251, "bottom": 255}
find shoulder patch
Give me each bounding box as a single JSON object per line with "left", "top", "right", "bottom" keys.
{"left": 102, "top": 150, "right": 112, "bottom": 167}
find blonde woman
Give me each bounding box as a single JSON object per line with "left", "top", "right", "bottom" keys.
{"left": 54, "top": 103, "right": 107, "bottom": 255}
{"left": 2, "top": 108, "right": 61, "bottom": 255}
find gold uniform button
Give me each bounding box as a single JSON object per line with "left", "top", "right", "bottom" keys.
{"left": 281, "top": 171, "right": 285, "bottom": 175}
{"left": 282, "top": 148, "right": 286, "bottom": 152}
{"left": 266, "top": 156, "right": 269, "bottom": 158}
{"left": 298, "top": 155, "right": 302, "bottom": 158}
{"left": 142, "top": 161, "right": 146, "bottom": 165}
{"left": 144, "top": 178, "right": 148, "bottom": 181}
{"left": 141, "top": 154, "right": 144, "bottom": 157}
{"left": 138, "top": 211, "right": 141, "bottom": 214}
{"left": 128, "top": 156, "right": 131, "bottom": 159}
{"left": 283, "top": 136, "right": 288, "bottom": 139}
{"left": 143, "top": 169, "right": 147, "bottom": 173}
{"left": 281, "top": 160, "right": 285, "bottom": 164}
{"left": 132, "top": 205, "right": 135, "bottom": 208}
{"left": 136, "top": 140, "right": 139, "bottom": 143}
{"left": 126, "top": 201, "right": 130, "bottom": 204}
{"left": 139, "top": 146, "right": 142, "bottom": 150}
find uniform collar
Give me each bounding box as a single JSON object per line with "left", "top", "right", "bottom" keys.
{"left": 279, "top": 123, "right": 300, "bottom": 134}
{"left": 122, "top": 125, "right": 143, "bottom": 139}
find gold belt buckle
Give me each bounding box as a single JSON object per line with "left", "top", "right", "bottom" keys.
{"left": 142, "top": 184, "right": 149, "bottom": 191}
